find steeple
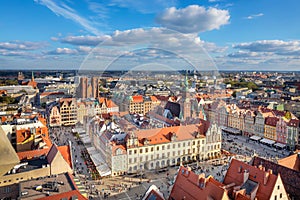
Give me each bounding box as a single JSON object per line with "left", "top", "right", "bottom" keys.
{"left": 31, "top": 71, "right": 34, "bottom": 81}
{"left": 184, "top": 70, "right": 189, "bottom": 92}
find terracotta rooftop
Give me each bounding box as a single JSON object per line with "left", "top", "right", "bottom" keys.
{"left": 224, "top": 159, "right": 279, "bottom": 200}
{"left": 287, "top": 119, "right": 300, "bottom": 127}
{"left": 134, "top": 124, "right": 204, "bottom": 146}
{"left": 132, "top": 95, "right": 144, "bottom": 103}
{"left": 17, "top": 144, "right": 72, "bottom": 169}
{"left": 265, "top": 117, "right": 279, "bottom": 127}
{"left": 278, "top": 153, "right": 300, "bottom": 172}
{"left": 252, "top": 156, "right": 299, "bottom": 199}
{"left": 169, "top": 166, "right": 230, "bottom": 200}
{"left": 150, "top": 95, "right": 158, "bottom": 102}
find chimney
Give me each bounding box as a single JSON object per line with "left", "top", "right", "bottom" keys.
{"left": 243, "top": 170, "right": 249, "bottom": 184}
{"left": 263, "top": 171, "right": 270, "bottom": 185}
{"left": 198, "top": 177, "right": 206, "bottom": 189}
{"left": 238, "top": 166, "right": 242, "bottom": 173}
{"left": 268, "top": 169, "right": 273, "bottom": 174}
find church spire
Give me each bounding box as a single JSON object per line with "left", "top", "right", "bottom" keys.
{"left": 184, "top": 70, "right": 189, "bottom": 92}
{"left": 31, "top": 71, "right": 34, "bottom": 81}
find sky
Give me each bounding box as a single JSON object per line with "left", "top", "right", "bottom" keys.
{"left": 1, "top": 0, "right": 300, "bottom": 71}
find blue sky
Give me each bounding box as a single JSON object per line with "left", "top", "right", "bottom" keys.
{"left": 1, "top": 0, "right": 300, "bottom": 71}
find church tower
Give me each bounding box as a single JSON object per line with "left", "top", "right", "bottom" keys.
{"left": 183, "top": 72, "right": 191, "bottom": 120}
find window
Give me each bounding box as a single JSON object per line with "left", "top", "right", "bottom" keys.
{"left": 178, "top": 143, "right": 181, "bottom": 148}
{"left": 157, "top": 146, "right": 159, "bottom": 150}
{"left": 140, "top": 149, "right": 143, "bottom": 154}
{"left": 4, "top": 186, "right": 10, "bottom": 193}
{"left": 129, "top": 150, "right": 132, "bottom": 155}
{"left": 145, "top": 148, "right": 148, "bottom": 153}
{"left": 134, "top": 150, "right": 137, "bottom": 154}
{"left": 162, "top": 145, "right": 165, "bottom": 150}
{"left": 277, "top": 185, "right": 280, "bottom": 190}
{"left": 280, "top": 193, "right": 282, "bottom": 198}
{"left": 151, "top": 147, "right": 154, "bottom": 152}
{"left": 274, "top": 195, "right": 277, "bottom": 200}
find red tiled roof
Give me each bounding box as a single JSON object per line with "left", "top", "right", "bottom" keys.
{"left": 278, "top": 154, "right": 300, "bottom": 172}
{"left": 58, "top": 145, "right": 73, "bottom": 168}
{"left": 252, "top": 156, "right": 300, "bottom": 199}
{"left": 224, "top": 159, "right": 278, "bottom": 200}
{"left": 18, "top": 148, "right": 49, "bottom": 160}
{"left": 133, "top": 124, "right": 203, "bottom": 146}
{"left": 287, "top": 119, "right": 300, "bottom": 127}
{"left": 265, "top": 117, "right": 279, "bottom": 127}
{"left": 38, "top": 190, "right": 87, "bottom": 200}
{"left": 17, "top": 144, "right": 72, "bottom": 169}
{"left": 150, "top": 95, "right": 158, "bottom": 102}
{"left": 132, "top": 95, "right": 144, "bottom": 103}
{"left": 169, "top": 166, "right": 229, "bottom": 200}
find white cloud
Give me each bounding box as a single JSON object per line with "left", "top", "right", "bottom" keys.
{"left": 61, "top": 35, "right": 111, "bottom": 46}
{"left": 46, "top": 47, "right": 78, "bottom": 55}
{"left": 34, "top": 0, "right": 101, "bottom": 35}
{"left": 245, "top": 13, "right": 264, "bottom": 20}
{"left": 71, "top": 27, "right": 228, "bottom": 71}
{"left": 0, "top": 41, "right": 45, "bottom": 50}
{"left": 156, "top": 5, "right": 230, "bottom": 33}
{"left": 58, "top": 27, "right": 227, "bottom": 55}
{"left": 233, "top": 40, "right": 300, "bottom": 55}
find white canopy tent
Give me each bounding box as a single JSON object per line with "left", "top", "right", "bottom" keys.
{"left": 250, "top": 135, "right": 261, "bottom": 141}
{"left": 274, "top": 143, "right": 286, "bottom": 148}
{"left": 86, "top": 146, "right": 111, "bottom": 177}
{"left": 260, "top": 138, "right": 275, "bottom": 145}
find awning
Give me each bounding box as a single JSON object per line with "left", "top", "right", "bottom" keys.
{"left": 274, "top": 143, "right": 286, "bottom": 148}
{"left": 250, "top": 135, "right": 261, "bottom": 141}
{"left": 260, "top": 138, "right": 275, "bottom": 145}
{"left": 86, "top": 146, "right": 111, "bottom": 177}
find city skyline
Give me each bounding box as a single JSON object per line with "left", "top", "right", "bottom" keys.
{"left": 1, "top": 0, "right": 300, "bottom": 71}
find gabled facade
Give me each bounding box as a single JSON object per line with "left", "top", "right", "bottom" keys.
{"left": 264, "top": 117, "right": 279, "bottom": 141}
{"left": 254, "top": 111, "right": 265, "bottom": 138}
{"left": 49, "top": 105, "right": 61, "bottom": 127}
{"left": 276, "top": 117, "right": 287, "bottom": 144}
{"left": 59, "top": 98, "right": 77, "bottom": 126}
{"left": 286, "top": 119, "right": 299, "bottom": 150}
{"left": 243, "top": 110, "right": 255, "bottom": 137}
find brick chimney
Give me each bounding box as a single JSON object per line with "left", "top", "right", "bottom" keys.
{"left": 198, "top": 177, "right": 206, "bottom": 189}
{"left": 238, "top": 166, "right": 242, "bottom": 173}
{"left": 243, "top": 170, "right": 249, "bottom": 184}
{"left": 263, "top": 171, "right": 270, "bottom": 185}
{"left": 268, "top": 169, "right": 273, "bottom": 174}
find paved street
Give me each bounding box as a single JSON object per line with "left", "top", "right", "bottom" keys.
{"left": 48, "top": 126, "right": 293, "bottom": 199}
{"left": 222, "top": 133, "right": 290, "bottom": 162}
